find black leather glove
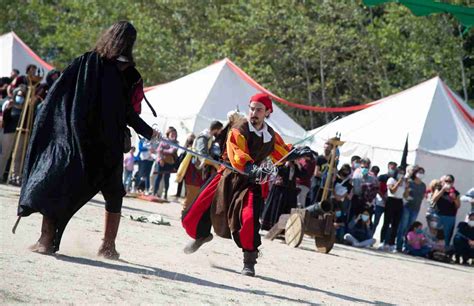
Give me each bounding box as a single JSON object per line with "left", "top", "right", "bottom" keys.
{"left": 286, "top": 146, "right": 314, "bottom": 161}
{"left": 245, "top": 163, "right": 264, "bottom": 184}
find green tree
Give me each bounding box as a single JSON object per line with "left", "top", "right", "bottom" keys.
{"left": 1, "top": 0, "right": 472, "bottom": 128}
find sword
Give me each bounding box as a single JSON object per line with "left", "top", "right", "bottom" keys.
{"left": 274, "top": 116, "right": 339, "bottom": 166}
{"left": 149, "top": 137, "right": 248, "bottom": 176}
{"left": 12, "top": 216, "right": 21, "bottom": 234}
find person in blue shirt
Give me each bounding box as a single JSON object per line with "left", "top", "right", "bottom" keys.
{"left": 344, "top": 209, "right": 376, "bottom": 248}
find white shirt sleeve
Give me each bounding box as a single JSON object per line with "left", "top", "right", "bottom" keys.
{"left": 2, "top": 100, "right": 10, "bottom": 112}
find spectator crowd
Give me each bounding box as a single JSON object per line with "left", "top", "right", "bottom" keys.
{"left": 1, "top": 66, "right": 60, "bottom": 185}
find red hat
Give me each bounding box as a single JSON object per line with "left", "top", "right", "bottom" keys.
{"left": 250, "top": 93, "right": 273, "bottom": 113}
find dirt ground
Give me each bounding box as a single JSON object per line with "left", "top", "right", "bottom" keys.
{"left": 0, "top": 184, "right": 472, "bottom": 305}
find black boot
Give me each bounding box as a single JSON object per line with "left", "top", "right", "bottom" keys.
{"left": 241, "top": 251, "right": 258, "bottom": 277}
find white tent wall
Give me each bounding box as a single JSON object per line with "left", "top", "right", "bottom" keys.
{"left": 199, "top": 61, "right": 306, "bottom": 144}
{"left": 307, "top": 78, "right": 472, "bottom": 170}
{"left": 0, "top": 32, "right": 53, "bottom": 77}
{"left": 305, "top": 79, "right": 440, "bottom": 165}
{"left": 418, "top": 81, "right": 472, "bottom": 160}
{"left": 140, "top": 59, "right": 306, "bottom": 145}
{"left": 0, "top": 33, "right": 13, "bottom": 77}
{"left": 139, "top": 61, "right": 224, "bottom": 144}
{"left": 309, "top": 137, "right": 418, "bottom": 169}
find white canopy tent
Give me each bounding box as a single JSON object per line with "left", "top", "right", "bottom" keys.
{"left": 140, "top": 58, "right": 306, "bottom": 144}
{"left": 0, "top": 32, "right": 53, "bottom": 77}
{"left": 307, "top": 77, "right": 473, "bottom": 223}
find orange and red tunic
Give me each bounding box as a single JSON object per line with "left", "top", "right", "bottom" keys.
{"left": 224, "top": 121, "right": 292, "bottom": 172}
{"left": 182, "top": 118, "right": 293, "bottom": 251}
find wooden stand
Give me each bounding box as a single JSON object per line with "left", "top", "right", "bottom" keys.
{"left": 8, "top": 76, "right": 40, "bottom": 184}
{"left": 265, "top": 136, "right": 344, "bottom": 254}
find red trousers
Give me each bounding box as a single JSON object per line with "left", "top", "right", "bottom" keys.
{"left": 181, "top": 173, "right": 262, "bottom": 251}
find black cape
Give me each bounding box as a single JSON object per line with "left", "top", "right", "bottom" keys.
{"left": 17, "top": 52, "right": 153, "bottom": 250}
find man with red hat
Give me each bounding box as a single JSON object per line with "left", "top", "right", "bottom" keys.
{"left": 182, "top": 92, "right": 293, "bottom": 277}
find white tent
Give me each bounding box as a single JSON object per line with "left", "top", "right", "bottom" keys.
{"left": 307, "top": 76, "right": 473, "bottom": 223}
{"left": 0, "top": 32, "right": 53, "bottom": 77}
{"left": 140, "top": 59, "right": 306, "bottom": 144}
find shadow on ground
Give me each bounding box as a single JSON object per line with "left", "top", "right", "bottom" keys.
{"left": 212, "top": 265, "right": 394, "bottom": 305}
{"left": 55, "top": 254, "right": 316, "bottom": 305}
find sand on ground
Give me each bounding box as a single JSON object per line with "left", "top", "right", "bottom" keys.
{"left": 0, "top": 184, "right": 472, "bottom": 305}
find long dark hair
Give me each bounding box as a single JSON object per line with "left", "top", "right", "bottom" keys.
{"left": 94, "top": 21, "right": 137, "bottom": 63}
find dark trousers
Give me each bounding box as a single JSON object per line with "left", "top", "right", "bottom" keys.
{"left": 348, "top": 195, "right": 365, "bottom": 223}
{"left": 309, "top": 176, "right": 321, "bottom": 205}
{"left": 138, "top": 160, "right": 154, "bottom": 191}
{"left": 454, "top": 237, "right": 474, "bottom": 262}
{"left": 380, "top": 197, "right": 403, "bottom": 245}
{"left": 154, "top": 173, "right": 170, "bottom": 196}
{"left": 153, "top": 163, "right": 174, "bottom": 197}
{"left": 176, "top": 181, "right": 184, "bottom": 197}
{"left": 407, "top": 245, "right": 431, "bottom": 257}
{"left": 101, "top": 162, "right": 126, "bottom": 213}
{"left": 439, "top": 215, "right": 456, "bottom": 248}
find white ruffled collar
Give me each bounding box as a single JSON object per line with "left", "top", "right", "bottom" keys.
{"left": 248, "top": 121, "right": 272, "bottom": 143}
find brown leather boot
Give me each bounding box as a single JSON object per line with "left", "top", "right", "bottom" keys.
{"left": 241, "top": 251, "right": 258, "bottom": 277}
{"left": 29, "top": 215, "right": 55, "bottom": 254}
{"left": 97, "top": 212, "right": 121, "bottom": 260}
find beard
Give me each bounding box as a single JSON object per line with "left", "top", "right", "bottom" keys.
{"left": 250, "top": 117, "right": 259, "bottom": 125}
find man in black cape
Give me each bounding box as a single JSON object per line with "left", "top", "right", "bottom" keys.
{"left": 17, "top": 21, "right": 159, "bottom": 259}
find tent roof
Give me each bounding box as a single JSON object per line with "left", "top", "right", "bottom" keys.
{"left": 142, "top": 58, "right": 306, "bottom": 143}
{"left": 0, "top": 31, "right": 53, "bottom": 77}
{"left": 308, "top": 77, "right": 473, "bottom": 161}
